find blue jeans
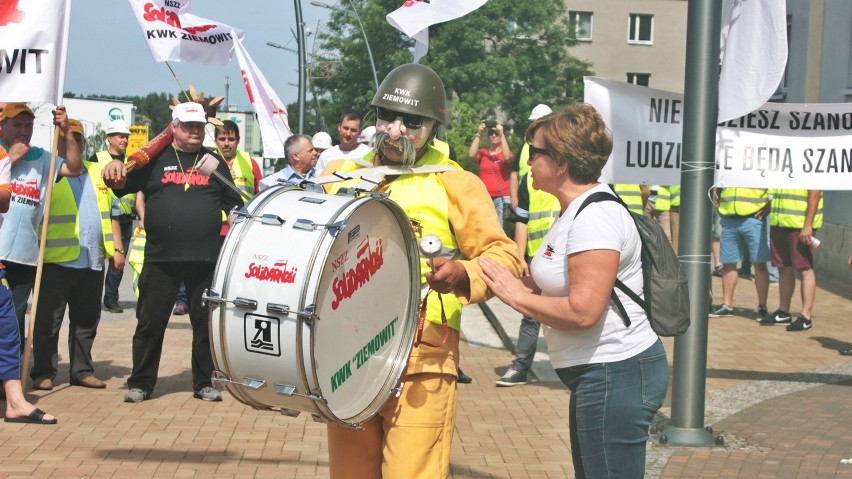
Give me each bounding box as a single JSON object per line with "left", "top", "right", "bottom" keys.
{"left": 555, "top": 340, "right": 668, "bottom": 479}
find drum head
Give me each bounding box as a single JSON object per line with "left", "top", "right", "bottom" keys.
{"left": 312, "top": 198, "right": 419, "bottom": 424}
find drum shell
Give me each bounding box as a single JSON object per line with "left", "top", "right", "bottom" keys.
{"left": 209, "top": 185, "right": 420, "bottom": 426}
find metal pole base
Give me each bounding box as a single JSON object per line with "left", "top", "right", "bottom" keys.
{"left": 651, "top": 425, "right": 724, "bottom": 447}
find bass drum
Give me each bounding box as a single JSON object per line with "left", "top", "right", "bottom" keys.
{"left": 206, "top": 185, "right": 420, "bottom": 427}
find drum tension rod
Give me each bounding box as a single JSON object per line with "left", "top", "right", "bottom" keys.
{"left": 293, "top": 218, "right": 347, "bottom": 237}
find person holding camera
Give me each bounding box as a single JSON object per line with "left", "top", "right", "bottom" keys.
{"left": 469, "top": 119, "right": 514, "bottom": 235}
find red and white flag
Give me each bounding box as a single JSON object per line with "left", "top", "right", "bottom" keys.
{"left": 387, "top": 0, "right": 488, "bottom": 60}
{"left": 232, "top": 34, "right": 291, "bottom": 159}
{"left": 0, "top": 0, "right": 72, "bottom": 104}
{"left": 128, "top": 0, "right": 243, "bottom": 65}
{"left": 718, "top": 0, "right": 787, "bottom": 122}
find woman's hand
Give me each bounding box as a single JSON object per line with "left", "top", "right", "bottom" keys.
{"left": 479, "top": 257, "right": 533, "bottom": 308}
{"left": 477, "top": 121, "right": 486, "bottom": 136}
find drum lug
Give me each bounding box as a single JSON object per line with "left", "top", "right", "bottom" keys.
{"left": 232, "top": 207, "right": 286, "bottom": 227}
{"left": 233, "top": 297, "right": 258, "bottom": 309}
{"left": 202, "top": 289, "right": 257, "bottom": 311}
{"left": 275, "top": 383, "right": 323, "bottom": 402}
{"left": 212, "top": 370, "right": 266, "bottom": 390}
{"left": 392, "top": 381, "right": 405, "bottom": 398}
{"left": 266, "top": 303, "right": 318, "bottom": 322}
{"left": 293, "top": 218, "right": 348, "bottom": 237}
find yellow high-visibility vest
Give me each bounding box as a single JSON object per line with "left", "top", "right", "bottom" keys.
{"left": 769, "top": 189, "right": 823, "bottom": 229}
{"left": 43, "top": 160, "right": 115, "bottom": 263}
{"left": 718, "top": 188, "right": 769, "bottom": 217}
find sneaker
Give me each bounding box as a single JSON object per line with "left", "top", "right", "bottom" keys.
{"left": 124, "top": 388, "right": 150, "bottom": 403}
{"left": 709, "top": 305, "right": 734, "bottom": 317}
{"left": 172, "top": 303, "right": 188, "bottom": 316}
{"left": 712, "top": 266, "right": 723, "bottom": 277}
{"left": 103, "top": 299, "right": 123, "bottom": 313}
{"left": 756, "top": 305, "right": 769, "bottom": 323}
{"left": 760, "top": 309, "right": 792, "bottom": 326}
{"left": 193, "top": 387, "right": 222, "bottom": 402}
{"left": 496, "top": 368, "right": 528, "bottom": 387}
{"left": 786, "top": 314, "right": 812, "bottom": 332}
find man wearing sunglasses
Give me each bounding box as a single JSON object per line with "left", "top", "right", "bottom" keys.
{"left": 323, "top": 63, "right": 522, "bottom": 479}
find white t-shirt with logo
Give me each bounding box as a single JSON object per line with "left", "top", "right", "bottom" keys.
{"left": 0, "top": 146, "right": 65, "bottom": 265}
{"left": 315, "top": 144, "right": 372, "bottom": 174}
{"left": 530, "top": 184, "right": 657, "bottom": 369}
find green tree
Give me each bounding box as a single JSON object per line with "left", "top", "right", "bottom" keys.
{"left": 311, "top": 0, "right": 593, "bottom": 165}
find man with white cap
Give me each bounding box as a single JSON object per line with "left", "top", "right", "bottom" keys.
{"left": 311, "top": 131, "right": 333, "bottom": 158}
{"left": 509, "top": 104, "right": 552, "bottom": 208}
{"left": 356, "top": 125, "right": 376, "bottom": 147}
{"left": 101, "top": 102, "right": 243, "bottom": 403}
{"left": 95, "top": 119, "right": 134, "bottom": 314}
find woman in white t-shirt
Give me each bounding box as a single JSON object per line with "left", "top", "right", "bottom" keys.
{"left": 480, "top": 104, "right": 668, "bottom": 479}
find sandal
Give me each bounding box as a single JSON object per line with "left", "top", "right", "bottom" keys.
{"left": 4, "top": 408, "right": 58, "bottom": 425}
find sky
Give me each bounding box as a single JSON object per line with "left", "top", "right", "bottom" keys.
{"left": 65, "top": 1, "right": 333, "bottom": 111}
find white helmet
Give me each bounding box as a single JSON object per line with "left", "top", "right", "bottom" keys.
{"left": 105, "top": 119, "right": 131, "bottom": 136}
{"left": 312, "top": 131, "right": 333, "bottom": 150}
{"left": 357, "top": 125, "right": 376, "bottom": 145}
{"left": 528, "top": 104, "right": 553, "bottom": 120}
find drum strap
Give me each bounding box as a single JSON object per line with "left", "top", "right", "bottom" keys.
{"left": 414, "top": 291, "right": 449, "bottom": 348}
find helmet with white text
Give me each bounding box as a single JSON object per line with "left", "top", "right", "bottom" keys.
{"left": 371, "top": 63, "right": 448, "bottom": 126}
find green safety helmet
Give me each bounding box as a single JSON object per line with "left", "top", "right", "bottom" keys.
{"left": 371, "top": 63, "right": 448, "bottom": 126}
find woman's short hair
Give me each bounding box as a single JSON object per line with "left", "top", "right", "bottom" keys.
{"left": 525, "top": 103, "right": 613, "bottom": 184}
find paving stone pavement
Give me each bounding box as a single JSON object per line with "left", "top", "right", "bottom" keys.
{"left": 1, "top": 273, "right": 850, "bottom": 478}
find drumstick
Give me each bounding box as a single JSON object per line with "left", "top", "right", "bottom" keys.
{"left": 419, "top": 234, "right": 442, "bottom": 272}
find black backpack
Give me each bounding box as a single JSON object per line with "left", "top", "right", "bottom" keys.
{"left": 574, "top": 191, "right": 690, "bottom": 336}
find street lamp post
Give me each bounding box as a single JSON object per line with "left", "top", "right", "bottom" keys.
{"left": 311, "top": 0, "right": 378, "bottom": 89}
{"left": 294, "top": 0, "right": 307, "bottom": 133}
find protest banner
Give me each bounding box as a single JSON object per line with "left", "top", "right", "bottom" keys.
{"left": 128, "top": 0, "right": 243, "bottom": 65}
{"left": 232, "top": 34, "right": 291, "bottom": 159}
{"left": 387, "top": 0, "right": 488, "bottom": 60}
{"left": 0, "top": 0, "right": 71, "bottom": 104}
{"left": 584, "top": 77, "right": 851, "bottom": 190}
{"left": 718, "top": 0, "right": 787, "bottom": 123}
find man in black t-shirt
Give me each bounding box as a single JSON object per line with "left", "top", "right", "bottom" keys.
{"left": 103, "top": 102, "right": 243, "bottom": 403}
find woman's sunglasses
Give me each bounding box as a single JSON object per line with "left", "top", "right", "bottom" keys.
{"left": 376, "top": 107, "right": 426, "bottom": 130}
{"left": 528, "top": 144, "right": 550, "bottom": 160}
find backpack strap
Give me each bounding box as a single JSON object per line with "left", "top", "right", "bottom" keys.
{"left": 573, "top": 189, "right": 646, "bottom": 328}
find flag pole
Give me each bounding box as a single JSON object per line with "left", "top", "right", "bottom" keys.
{"left": 22, "top": 128, "right": 61, "bottom": 386}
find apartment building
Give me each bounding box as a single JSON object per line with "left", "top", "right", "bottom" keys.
{"left": 566, "top": 0, "right": 688, "bottom": 92}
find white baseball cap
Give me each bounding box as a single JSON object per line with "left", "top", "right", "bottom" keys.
{"left": 357, "top": 125, "right": 376, "bottom": 144}
{"left": 105, "top": 119, "right": 131, "bottom": 136}
{"left": 528, "top": 104, "right": 553, "bottom": 120}
{"left": 172, "top": 102, "right": 207, "bottom": 123}
{"left": 312, "top": 131, "right": 333, "bottom": 150}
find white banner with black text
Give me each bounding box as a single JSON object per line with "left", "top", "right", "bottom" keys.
{"left": 584, "top": 77, "right": 852, "bottom": 190}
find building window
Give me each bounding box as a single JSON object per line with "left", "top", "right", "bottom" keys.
{"left": 569, "top": 11, "right": 593, "bottom": 41}
{"left": 628, "top": 14, "right": 654, "bottom": 44}
{"left": 627, "top": 73, "right": 651, "bottom": 86}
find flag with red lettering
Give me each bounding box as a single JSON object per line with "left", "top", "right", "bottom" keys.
{"left": 718, "top": 0, "right": 787, "bottom": 123}
{"left": 232, "top": 34, "right": 291, "bottom": 158}
{"left": 0, "top": 0, "right": 72, "bottom": 104}
{"left": 128, "top": 0, "right": 243, "bottom": 65}
{"left": 387, "top": 0, "right": 488, "bottom": 59}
